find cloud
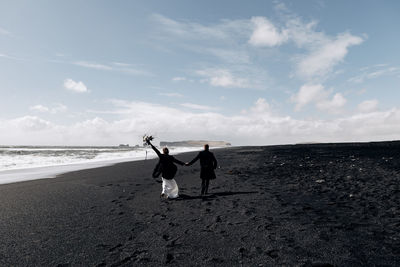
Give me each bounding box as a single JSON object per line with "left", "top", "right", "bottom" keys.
{"left": 297, "top": 33, "right": 364, "bottom": 79}
{"left": 172, "top": 77, "right": 186, "bottom": 82}
{"left": 357, "top": 99, "right": 378, "bottom": 113}
{"left": 74, "top": 61, "right": 113, "bottom": 70}
{"left": 246, "top": 13, "right": 364, "bottom": 80}
{"left": 291, "top": 84, "right": 347, "bottom": 113}
{"left": 248, "top": 16, "right": 289, "bottom": 47}
{"left": 180, "top": 103, "right": 218, "bottom": 111}
{"left": 316, "top": 93, "right": 347, "bottom": 113}
{"left": 196, "top": 69, "right": 250, "bottom": 88}
{"left": 349, "top": 65, "right": 400, "bottom": 83}
{"left": 112, "top": 62, "right": 132, "bottom": 67}
{"left": 151, "top": 13, "right": 250, "bottom": 41}
{"left": 152, "top": 12, "right": 364, "bottom": 87}
{"left": 73, "top": 61, "right": 152, "bottom": 76}
{"left": 0, "top": 53, "right": 22, "bottom": 61}
{"left": 159, "top": 92, "right": 184, "bottom": 98}
{"left": 30, "top": 104, "right": 67, "bottom": 114}
{"left": 2, "top": 99, "right": 400, "bottom": 145}
{"left": 63, "top": 79, "right": 89, "bottom": 93}
{"left": 150, "top": 14, "right": 254, "bottom": 66}
{"left": 30, "top": 105, "right": 49, "bottom": 113}
{"left": 250, "top": 98, "right": 271, "bottom": 114}
{"left": 203, "top": 48, "right": 250, "bottom": 64}
{"left": 291, "top": 84, "right": 328, "bottom": 110}
{"left": 7, "top": 116, "right": 53, "bottom": 132}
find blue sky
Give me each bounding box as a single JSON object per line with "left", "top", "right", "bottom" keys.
{"left": 1, "top": 0, "right": 400, "bottom": 145}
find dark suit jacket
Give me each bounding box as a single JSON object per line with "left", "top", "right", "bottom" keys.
{"left": 150, "top": 144, "right": 184, "bottom": 179}
{"left": 189, "top": 150, "right": 218, "bottom": 180}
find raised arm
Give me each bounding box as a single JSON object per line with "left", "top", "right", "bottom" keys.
{"left": 147, "top": 141, "right": 162, "bottom": 158}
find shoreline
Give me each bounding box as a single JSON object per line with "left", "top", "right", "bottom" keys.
{"left": 0, "top": 146, "right": 205, "bottom": 185}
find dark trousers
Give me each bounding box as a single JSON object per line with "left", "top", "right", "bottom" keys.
{"left": 201, "top": 179, "right": 210, "bottom": 195}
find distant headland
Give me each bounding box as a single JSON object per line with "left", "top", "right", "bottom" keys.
{"left": 159, "top": 140, "right": 231, "bottom": 147}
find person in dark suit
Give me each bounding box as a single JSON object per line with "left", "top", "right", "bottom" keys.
{"left": 147, "top": 139, "right": 185, "bottom": 199}
{"left": 186, "top": 144, "right": 218, "bottom": 196}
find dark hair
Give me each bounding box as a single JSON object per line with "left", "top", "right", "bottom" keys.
{"left": 204, "top": 144, "right": 209, "bottom": 151}
{"left": 163, "top": 147, "right": 169, "bottom": 154}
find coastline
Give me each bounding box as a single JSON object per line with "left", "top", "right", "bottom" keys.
{"left": 0, "top": 146, "right": 203, "bottom": 185}
{"left": 0, "top": 144, "right": 399, "bottom": 266}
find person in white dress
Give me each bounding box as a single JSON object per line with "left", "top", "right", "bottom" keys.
{"left": 147, "top": 139, "right": 185, "bottom": 199}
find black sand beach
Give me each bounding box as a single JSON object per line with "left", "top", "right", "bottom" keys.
{"left": 0, "top": 142, "right": 399, "bottom": 266}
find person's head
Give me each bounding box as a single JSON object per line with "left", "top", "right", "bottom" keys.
{"left": 163, "top": 147, "right": 169, "bottom": 154}
{"left": 204, "top": 144, "right": 209, "bottom": 151}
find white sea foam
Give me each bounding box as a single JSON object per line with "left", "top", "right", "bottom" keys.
{"left": 0, "top": 146, "right": 201, "bottom": 184}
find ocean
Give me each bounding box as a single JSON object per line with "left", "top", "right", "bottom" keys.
{"left": 0, "top": 145, "right": 201, "bottom": 184}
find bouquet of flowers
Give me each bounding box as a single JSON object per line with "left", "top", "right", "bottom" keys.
{"left": 143, "top": 134, "right": 154, "bottom": 145}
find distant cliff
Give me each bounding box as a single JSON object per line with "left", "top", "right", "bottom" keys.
{"left": 160, "top": 140, "right": 231, "bottom": 147}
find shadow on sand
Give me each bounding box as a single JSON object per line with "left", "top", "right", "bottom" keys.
{"left": 176, "top": 191, "right": 258, "bottom": 201}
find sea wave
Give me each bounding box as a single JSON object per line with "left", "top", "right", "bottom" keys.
{"left": 0, "top": 146, "right": 199, "bottom": 171}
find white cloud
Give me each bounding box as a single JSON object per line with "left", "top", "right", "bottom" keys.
{"left": 357, "top": 99, "right": 378, "bottom": 113}
{"left": 74, "top": 61, "right": 152, "bottom": 76}
{"left": 180, "top": 103, "right": 218, "bottom": 111}
{"left": 196, "top": 69, "right": 250, "bottom": 88}
{"left": 121, "top": 68, "right": 153, "bottom": 76}
{"left": 52, "top": 103, "right": 68, "bottom": 113}
{"left": 285, "top": 18, "right": 326, "bottom": 48}
{"left": 30, "top": 105, "right": 49, "bottom": 113}
{"left": 8, "top": 116, "right": 53, "bottom": 132}
{"left": 151, "top": 14, "right": 255, "bottom": 67}
{"left": 30, "top": 104, "right": 67, "bottom": 114}
{"left": 297, "top": 33, "right": 364, "bottom": 79}
{"left": 112, "top": 62, "right": 132, "bottom": 67}
{"left": 349, "top": 65, "right": 400, "bottom": 83}
{"left": 151, "top": 13, "right": 250, "bottom": 41}
{"left": 291, "top": 84, "right": 328, "bottom": 111}
{"left": 245, "top": 13, "right": 364, "bottom": 80}
{"left": 204, "top": 48, "right": 250, "bottom": 64}
{"left": 249, "top": 16, "right": 288, "bottom": 47}
{"left": 159, "top": 92, "right": 184, "bottom": 98}
{"left": 0, "top": 53, "right": 21, "bottom": 61}
{"left": 291, "top": 84, "right": 347, "bottom": 113}
{"left": 250, "top": 98, "right": 271, "bottom": 114}
{"left": 172, "top": 77, "right": 186, "bottom": 82}
{"left": 74, "top": 61, "right": 113, "bottom": 70}
{"left": 152, "top": 12, "right": 364, "bottom": 85}
{"left": 63, "top": 79, "right": 89, "bottom": 93}
{"left": 316, "top": 93, "right": 347, "bottom": 113}
{"left": 2, "top": 100, "right": 400, "bottom": 146}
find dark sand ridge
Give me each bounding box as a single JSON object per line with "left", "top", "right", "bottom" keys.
{"left": 0, "top": 143, "right": 399, "bottom": 266}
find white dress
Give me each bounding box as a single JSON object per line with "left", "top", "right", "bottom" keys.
{"left": 161, "top": 178, "right": 179, "bottom": 199}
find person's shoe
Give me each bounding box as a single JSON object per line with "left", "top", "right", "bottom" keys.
{"left": 160, "top": 193, "right": 167, "bottom": 199}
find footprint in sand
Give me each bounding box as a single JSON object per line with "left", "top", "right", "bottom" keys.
{"left": 108, "top": 243, "right": 123, "bottom": 252}
{"left": 165, "top": 253, "right": 174, "bottom": 264}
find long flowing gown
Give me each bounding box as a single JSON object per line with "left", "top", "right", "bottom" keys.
{"left": 161, "top": 178, "right": 179, "bottom": 198}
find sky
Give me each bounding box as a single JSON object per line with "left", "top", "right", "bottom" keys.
{"left": 1, "top": 0, "right": 400, "bottom": 146}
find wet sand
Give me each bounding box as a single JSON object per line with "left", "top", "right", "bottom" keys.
{"left": 0, "top": 142, "right": 399, "bottom": 266}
